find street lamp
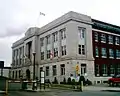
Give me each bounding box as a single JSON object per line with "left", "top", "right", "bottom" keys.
{"left": 32, "top": 52, "right": 36, "bottom": 90}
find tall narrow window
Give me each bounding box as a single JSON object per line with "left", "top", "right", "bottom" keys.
{"left": 94, "top": 32, "right": 98, "bottom": 42}
{"left": 78, "top": 45, "right": 85, "bottom": 55}
{"left": 46, "top": 35, "right": 50, "bottom": 44}
{"left": 109, "top": 49, "right": 114, "bottom": 58}
{"left": 82, "top": 45, "right": 85, "bottom": 55}
{"left": 47, "top": 50, "right": 51, "bottom": 59}
{"left": 101, "top": 34, "right": 106, "bottom": 43}
{"left": 40, "top": 38, "right": 44, "bottom": 46}
{"left": 61, "top": 45, "right": 66, "bottom": 56}
{"left": 78, "top": 27, "right": 85, "bottom": 39}
{"left": 41, "top": 52, "right": 44, "bottom": 60}
{"left": 117, "top": 64, "right": 120, "bottom": 74}
{"left": 54, "top": 48, "right": 58, "bottom": 57}
{"left": 61, "top": 64, "right": 65, "bottom": 75}
{"left": 110, "top": 64, "right": 115, "bottom": 76}
{"left": 46, "top": 66, "right": 49, "bottom": 76}
{"left": 95, "top": 64, "right": 100, "bottom": 76}
{"left": 53, "top": 32, "right": 58, "bottom": 42}
{"left": 116, "top": 49, "right": 120, "bottom": 59}
{"left": 108, "top": 35, "right": 113, "bottom": 44}
{"left": 95, "top": 46, "right": 99, "bottom": 57}
{"left": 102, "top": 64, "right": 108, "bottom": 76}
{"left": 60, "top": 28, "right": 66, "bottom": 40}
{"left": 53, "top": 65, "right": 57, "bottom": 76}
{"left": 101, "top": 48, "right": 107, "bottom": 58}
{"left": 115, "top": 37, "right": 120, "bottom": 45}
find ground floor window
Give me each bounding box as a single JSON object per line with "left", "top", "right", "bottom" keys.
{"left": 53, "top": 65, "right": 57, "bottom": 76}
{"left": 117, "top": 64, "right": 120, "bottom": 74}
{"left": 81, "top": 64, "right": 86, "bottom": 75}
{"left": 46, "top": 66, "right": 49, "bottom": 76}
{"left": 60, "top": 64, "right": 65, "bottom": 75}
{"left": 95, "top": 64, "right": 100, "bottom": 76}
{"left": 110, "top": 64, "right": 115, "bottom": 76}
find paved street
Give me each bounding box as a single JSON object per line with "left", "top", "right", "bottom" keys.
{"left": 0, "top": 89, "right": 120, "bottom": 96}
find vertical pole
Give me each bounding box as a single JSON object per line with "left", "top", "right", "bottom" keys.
{"left": 5, "top": 80, "right": 8, "bottom": 95}
{"left": 32, "top": 53, "right": 36, "bottom": 90}
{"left": 80, "top": 81, "right": 83, "bottom": 92}
{"left": 44, "top": 71, "right": 45, "bottom": 90}
{"left": 40, "top": 71, "right": 41, "bottom": 90}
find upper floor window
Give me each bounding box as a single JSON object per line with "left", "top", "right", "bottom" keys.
{"left": 61, "top": 45, "right": 66, "bottom": 56}
{"left": 46, "top": 35, "right": 50, "bottom": 44}
{"left": 116, "top": 49, "right": 120, "bottom": 59}
{"left": 53, "top": 32, "right": 58, "bottom": 42}
{"left": 54, "top": 48, "right": 58, "bottom": 57}
{"left": 101, "top": 34, "right": 106, "bottom": 43}
{"left": 94, "top": 32, "right": 98, "bottom": 42}
{"left": 47, "top": 50, "right": 51, "bottom": 59}
{"left": 78, "top": 45, "right": 85, "bottom": 55}
{"left": 95, "top": 46, "right": 99, "bottom": 57}
{"left": 60, "top": 28, "right": 66, "bottom": 40}
{"left": 78, "top": 27, "right": 85, "bottom": 39}
{"left": 109, "top": 49, "right": 114, "bottom": 58}
{"left": 115, "top": 37, "right": 120, "bottom": 45}
{"left": 40, "top": 38, "right": 44, "bottom": 46}
{"left": 41, "top": 52, "right": 44, "bottom": 60}
{"left": 108, "top": 35, "right": 113, "bottom": 44}
{"left": 101, "top": 48, "right": 107, "bottom": 58}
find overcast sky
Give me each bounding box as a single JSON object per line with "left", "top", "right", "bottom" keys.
{"left": 0, "top": 0, "right": 120, "bottom": 66}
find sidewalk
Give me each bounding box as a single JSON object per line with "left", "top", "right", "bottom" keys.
{"left": 83, "top": 85, "right": 120, "bottom": 92}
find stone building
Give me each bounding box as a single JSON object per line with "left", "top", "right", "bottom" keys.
{"left": 10, "top": 11, "right": 120, "bottom": 83}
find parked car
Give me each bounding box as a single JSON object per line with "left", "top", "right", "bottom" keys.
{"left": 108, "top": 75, "right": 120, "bottom": 86}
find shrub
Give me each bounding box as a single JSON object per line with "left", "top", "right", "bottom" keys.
{"left": 63, "top": 78, "right": 66, "bottom": 84}
{"left": 67, "top": 77, "right": 71, "bottom": 85}
{"left": 71, "top": 79, "right": 75, "bottom": 85}
{"left": 53, "top": 77, "right": 58, "bottom": 84}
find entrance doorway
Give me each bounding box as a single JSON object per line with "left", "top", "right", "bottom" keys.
{"left": 26, "top": 69, "right": 30, "bottom": 79}
{"left": 81, "top": 64, "right": 87, "bottom": 75}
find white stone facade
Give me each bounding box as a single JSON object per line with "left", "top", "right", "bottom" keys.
{"left": 10, "top": 11, "right": 97, "bottom": 83}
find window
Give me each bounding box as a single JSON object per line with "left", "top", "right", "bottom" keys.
{"left": 53, "top": 65, "right": 57, "bottom": 76}
{"left": 54, "top": 48, "right": 58, "bottom": 57}
{"left": 116, "top": 49, "right": 120, "bottom": 59}
{"left": 41, "top": 52, "right": 44, "bottom": 60}
{"left": 40, "top": 38, "right": 44, "bottom": 46}
{"left": 46, "top": 66, "right": 49, "bottom": 76}
{"left": 12, "top": 71, "right": 14, "bottom": 79}
{"left": 78, "top": 45, "right": 85, "bottom": 55}
{"left": 61, "top": 64, "right": 65, "bottom": 75}
{"left": 95, "top": 64, "right": 100, "bottom": 76}
{"left": 81, "top": 64, "right": 86, "bottom": 75}
{"left": 95, "top": 46, "right": 99, "bottom": 57}
{"left": 40, "top": 67, "right": 43, "bottom": 72}
{"left": 15, "top": 71, "right": 17, "bottom": 79}
{"left": 101, "top": 48, "right": 107, "bottom": 58}
{"left": 61, "top": 45, "right": 66, "bottom": 56}
{"left": 117, "top": 64, "right": 120, "bottom": 74}
{"left": 19, "top": 70, "right": 21, "bottom": 78}
{"left": 109, "top": 49, "right": 114, "bottom": 58}
{"left": 101, "top": 34, "right": 106, "bottom": 43}
{"left": 82, "top": 45, "right": 85, "bottom": 55}
{"left": 115, "top": 37, "right": 120, "bottom": 45}
{"left": 108, "top": 35, "right": 113, "bottom": 44}
{"left": 110, "top": 64, "right": 115, "bottom": 76}
{"left": 94, "top": 32, "right": 98, "bottom": 42}
{"left": 102, "top": 64, "right": 108, "bottom": 76}
{"left": 53, "top": 32, "right": 58, "bottom": 42}
{"left": 46, "top": 35, "right": 50, "bottom": 44}
{"left": 78, "top": 27, "right": 85, "bottom": 39}
{"left": 60, "top": 28, "right": 66, "bottom": 40}
{"left": 47, "top": 50, "right": 51, "bottom": 59}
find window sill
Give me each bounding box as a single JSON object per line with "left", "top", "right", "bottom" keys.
{"left": 102, "top": 56, "right": 107, "bottom": 58}
{"left": 101, "top": 41, "right": 106, "bottom": 43}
